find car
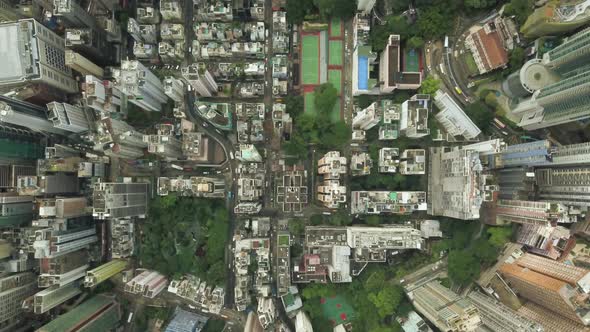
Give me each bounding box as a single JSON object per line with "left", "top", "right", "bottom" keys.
{"left": 202, "top": 122, "right": 208, "bottom": 127}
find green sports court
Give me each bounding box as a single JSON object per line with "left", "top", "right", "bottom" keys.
{"left": 404, "top": 48, "right": 420, "bottom": 72}
{"left": 321, "top": 294, "right": 354, "bottom": 326}
{"left": 328, "top": 69, "right": 342, "bottom": 94}
{"left": 301, "top": 34, "right": 320, "bottom": 85}
{"left": 330, "top": 17, "right": 342, "bottom": 37}
{"left": 329, "top": 40, "right": 343, "bottom": 66}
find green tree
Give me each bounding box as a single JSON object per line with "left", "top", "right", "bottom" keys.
{"left": 314, "top": 0, "right": 357, "bottom": 19}
{"left": 370, "top": 15, "right": 412, "bottom": 52}
{"left": 464, "top": 0, "right": 497, "bottom": 9}
{"left": 366, "top": 215, "right": 381, "bottom": 226}
{"left": 464, "top": 101, "right": 495, "bottom": 134}
{"left": 417, "top": 6, "right": 454, "bottom": 40}
{"left": 286, "top": 0, "right": 314, "bottom": 23}
{"left": 365, "top": 270, "right": 386, "bottom": 292}
{"left": 509, "top": 46, "right": 525, "bottom": 70}
{"left": 487, "top": 226, "right": 513, "bottom": 247}
{"left": 473, "top": 238, "right": 498, "bottom": 266}
{"left": 321, "top": 122, "right": 351, "bottom": 149}
{"left": 419, "top": 75, "right": 440, "bottom": 96}
{"left": 448, "top": 250, "right": 481, "bottom": 286}
{"left": 504, "top": 0, "right": 534, "bottom": 25}
{"left": 314, "top": 83, "right": 339, "bottom": 116}
{"left": 283, "top": 132, "right": 308, "bottom": 159}
{"left": 368, "top": 285, "right": 404, "bottom": 318}
{"left": 310, "top": 214, "right": 324, "bottom": 225}
{"left": 285, "top": 95, "right": 304, "bottom": 119}
{"left": 288, "top": 219, "right": 305, "bottom": 237}
{"left": 406, "top": 36, "right": 425, "bottom": 49}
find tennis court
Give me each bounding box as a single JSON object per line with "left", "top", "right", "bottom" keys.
{"left": 329, "top": 40, "right": 343, "bottom": 66}
{"left": 328, "top": 69, "right": 342, "bottom": 94}
{"left": 301, "top": 34, "right": 320, "bottom": 84}
{"left": 304, "top": 91, "right": 316, "bottom": 115}
{"left": 321, "top": 295, "right": 354, "bottom": 326}
{"left": 330, "top": 17, "right": 342, "bottom": 37}
{"left": 405, "top": 48, "right": 420, "bottom": 72}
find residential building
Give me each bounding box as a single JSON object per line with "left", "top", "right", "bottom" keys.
{"left": 38, "top": 197, "right": 88, "bottom": 219}
{"left": 535, "top": 166, "right": 590, "bottom": 215}
{"left": 352, "top": 14, "right": 377, "bottom": 96}
{"left": 92, "top": 182, "right": 149, "bottom": 219}
{"left": 398, "top": 311, "right": 433, "bottom": 332}
{"left": 467, "top": 291, "right": 543, "bottom": 332}
{"left": 163, "top": 76, "right": 185, "bottom": 103}
{"left": 277, "top": 233, "right": 291, "bottom": 295}
{"left": 160, "top": 0, "right": 183, "bottom": 21}
{"left": 399, "top": 149, "right": 426, "bottom": 175}
{"left": 164, "top": 307, "right": 209, "bottom": 332}
{"left": 65, "top": 50, "right": 104, "bottom": 78}
{"left": 82, "top": 75, "right": 122, "bottom": 115}
{"left": 84, "top": 259, "right": 128, "bottom": 288}
{"left": 428, "top": 143, "right": 497, "bottom": 220}
{"left": 0, "top": 193, "right": 33, "bottom": 227}
{"left": 275, "top": 168, "right": 308, "bottom": 213}
{"left": 36, "top": 294, "right": 121, "bottom": 332}
{"left": 65, "top": 28, "right": 112, "bottom": 65}
{"left": 318, "top": 151, "right": 347, "bottom": 180}
{"left": 0, "top": 19, "right": 78, "bottom": 94}
{"left": 32, "top": 282, "right": 82, "bottom": 314}
{"left": 493, "top": 199, "right": 574, "bottom": 226}
{"left": 506, "top": 28, "right": 590, "bottom": 129}
{"left": 111, "top": 218, "right": 135, "bottom": 258}
{"left": 17, "top": 174, "right": 79, "bottom": 196}
{"left": 33, "top": 228, "right": 96, "bottom": 259}
{"left": 352, "top": 102, "right": 380, "bottom": 130}
{"left": 379, "top": 35, "right": 422, "bottom": 93}
{"left": 357, "top": 0, "right": 376, "bottom": 13}
{"left": 46, "top": 102, "right": 90, "bottom": 133}
{"left": 295, "top": 311, "right": 313, "bottom": 332}
{"left": 53, "top": 0, "right": 95, "bottom": 28}
{"left": 499, "top": 255, "right": 590, "bottom": 325}
{"left": 0, "top": 272, "right": 37, "bottom": 328}
{"left": 317, "top": 180, "right": 347, "bottom": 209}
{"left": 350, "top": 151, "right": 372, "bottom": 177}
{"left": 407, "top": 280, "right": 482, "bottom": 332}
{"left": 144, "top": 124, "right": 183, "bottom": 160}
{"left": 400, "top": 94, "right": 430, "bottom": 138}
{"left": 350, "top": 191, "right": 427, "bottom": 215}
{"left": 518, "top": 302, "right": 587, "bottom": 332}
{"left": 378, "top": 148, "right": 399, "bottom": 173}
{"left": 113, "top": 60, "right": 168, "bottom": 112}
{"left": 0, "top": 99, "right": 69, "bottom": 136}
{"left": 157, "top": 177, "right": 225, "bottom": 198}
{"left": 124, "top": 270, "right": 168, "bottom": 298}
{"left": 182, "top": 63, "right": 218, "bottom": 97}
{"left": 433, "top": 91, "right": 481, "bottom": 140}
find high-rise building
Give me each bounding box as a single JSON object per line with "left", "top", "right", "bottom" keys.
{"left": 82, "top": 75, "right": 122, "bottom": 115}
{"left": 84, "top": 259, "right": 128, "bottom": 288}
{"left": 94, "top": 118, "right": 147, "bottom": 159}
{"left": 181, "top": 63, "right": 218, "bottom": 97}
{"left": 317, "top": 180, "right": 347, "bottom": 209}
{"left": 143, "top": 124, "right": 183, "bottom": 160}
{"left": 400, "top": 94, "right": 430, "bottom": 138}
{"left": 499, "top": 256, "right": 590, "bottom": 325}
{"left": 350, "top": 191, "right": 427, "bottom": 215}
{"left": 0, "top": 99, "right": 70, "bottom": 136}
{"left": 32, "top": 281, "right": 82, "bottom": 314}
{"left": 318, "top": 151, "right": 347, "bottom": 180}
{"left": 124, "top": 270, "right": 167, "bottom": 298}
{"left": 65, "top": 28, "right": 112, "bottom": 65}
{"left": 33, "top": 229, "right": 97, "bottom": 259}
{"left": 535, "top": 166, "right": 590, "bottom": 216}
{"left": 407, "top": 280, "right": 482, "bottom": 332}
{"left": 17, "top": 174, "right": 79, "bottom": 196}
{"left": 357, "top": 0, "right": 376, "bottom": 14}
{"left": 163, "top": 76, "right": 185, "bottom": 103}
{"left": 352, "top": 102, "right": 380, "bottom": 130}
{"left": 493, "top": 199, "right": 574, "bottom": 226}
{"left": 428, "top": 143, "right": 497, "bottom": 220}
{"left": 0, "top": 19, "right": 78, "bottom": 94}
{"left": 0, "top": 193, "right": 33, "bottom": 227}
{"left": 0, "top": 272, "right": 37, "bottom": 328}
{"left": 433, "top": 90, "right": 480, "bottom": 140}
{"left": 36, "top": 294, "right": 121, "bottom": 332}
{"left": 518, "top": 302, "right": 587, "bottom": 332}
{"left": 92, "top": 182, "right": 149, "bottom": 219}
{"left": 65, "top": 50, "right": 104, "bottom": 78}
{"left": 53, "top": 0, "right": 95, "bottom": 28}
{"left": 467, "top": 291, "right": 543, "bottom": 332}
{"left": 521, "top": 0, "right": 590, "bottom": 39}
{"left": 505, "top": 28, "right": 590, "bottom": 129}
{"left": 46, "top": 102, "right": 91, "bottom": 133}
{"left": 113, "top": 60, "right": 168, "bottom": 112}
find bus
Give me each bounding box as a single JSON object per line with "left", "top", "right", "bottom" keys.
{"left": 454, "top": 86, "right": 463, "bottom": 95}
{"left": 444, "top": 36, "right": 449, "bottom": 48}
{"left": 494, "top": 118, "right": 507, "bottom": 129}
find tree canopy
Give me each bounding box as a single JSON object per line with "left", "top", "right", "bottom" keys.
{"left": 504, "top": 0, "right": 534, "bottom": 25}
{"left": 464, "top": 0, "right": 497, "bottom": 9}
{"left": 406, "top": 36, "right": 425, "bottom": 49}
{"left": 140, "top": 195, "right": 228, "bottom": 285}
{"left": 418, "top": 75, "right": 441, "bottom": 96}
{"left": 448, "top": 250, "right": 481, "bottom": 286}
{"left": 464, "top": 101, "right": 495, "bottom": 134}
{"left": 314, "top": 83, "right": 339, "bottom": 115}
{"left": 314, "top": 0, "right": 357, "bottom": 19}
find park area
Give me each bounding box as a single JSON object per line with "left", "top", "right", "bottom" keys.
{"left": 321, "top": 295, "right": 355, "bottom": 326}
